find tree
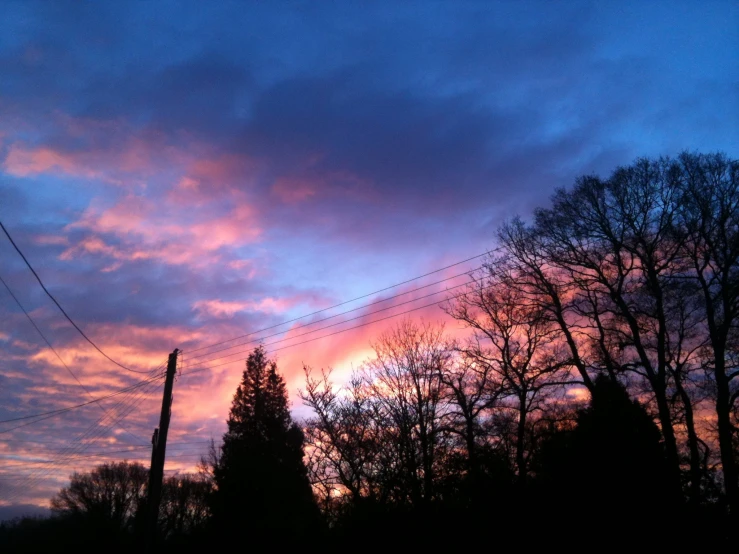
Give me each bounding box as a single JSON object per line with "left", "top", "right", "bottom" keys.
{"left": 436, "top": 353, "right": 502, "bottom": 497}
{"left": 677, "top": 152, "right": 739, "bottom": 517}
{"left": 363, "top": 320, "right": 451, "bottom": 505}
{"left": 301, "top": 368, "right": 384, "bottom": 513}
{"left": 517, "top": 155, "right": 729, "bottom": 505}
{"left": 211, "top": 346, "right": 320, "bottom": 541}
{"left": 51, "top": 461, "right": 148, "bottom": 534}
{"left": 301, "top": 320, "right": 460, "bottom": 529}
{"left": 446, "top": 266, "right": 573, "bottom": 489}
{"left": 499, "top": 219, "right": 597, "bottom": 391}
{"left": 49, "top": 461, "right": 211, "bottom": 548}
{"left": 534, "top": 376, "right": 672, "bottom": 542}
{"left": 159, "top": 474, "right": 211, "bottom": 540}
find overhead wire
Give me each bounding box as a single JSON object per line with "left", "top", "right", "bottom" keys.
{"left": 1, "top": 368, "right": 163, "bottom": 494}
{"left": 185, "top": 248, "right": 499, "bottom": 356}
{"left": 1, "top": 363, "right": 166, "bottom": 502}
{"left": 0, "top": 220, "right": 150, "bottom": 373}
{"left": 185, "top": 265, "right": 484, "bottom": 363}
{"left": 0, "top": 372, "right": 164, "bottom": 427}
{"left": 0, "top": 454, "right": 207, "bottom": 480}
{"left": 0, "top": 271, "right": 156, "bottom": 447}
{"left": 2, "top": 380, "right": 161, "bottom": 501}
{"left": 183, "top": 275, "right": 480, "bottom": 372}
{"left": 1, "top": 448, "right": 208, "bottom": 465}
{"left": 180, "top": 283, "right": 482, "bottom": 378}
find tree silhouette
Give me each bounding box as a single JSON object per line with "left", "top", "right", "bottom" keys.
{"left": 43, "top": 461, "right": 212, "bottom": 550}
{"left": 534, "top": 376, "right": 672, "bottom": 541}
{"left": 211, "top": 346, "right": 320, "bottom": 542}
{"left": 51, "top": 461, "right": 148, "bottom": 535}
{"left": 446, "top": 268, "right": 574, "bottom": 490}
{"left": 676, "top": 152, "right": 739, "bottom": 517}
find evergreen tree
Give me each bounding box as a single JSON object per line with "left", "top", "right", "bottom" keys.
{"left": 534, "top": 376, "right": 673, "bottom": 542}
{"left": 211, "top": 347, "right": 320, "bottom": 541}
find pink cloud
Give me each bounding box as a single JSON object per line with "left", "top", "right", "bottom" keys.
{"left": 272, "top": 176, "right": 317, "bottom": 203}
{"left": 167, "top": 153, "right": 262, "bottom": 206}
{"left": 2, "top": 114, "right": 198, "bottom": 187}
{"left": 33, "top": 235, "right": 70, "bottom": 246}
{"left": 61, "top": 193, "right": 262, "bottom": 268}
{"left": 270, "top": 169, "right": 376, "bottom": 205}
{"left": 4, "top": 145, "right": 103, "bottom": 179}
{"left": 192, "top": 296, "right": 314, "bottom": 319}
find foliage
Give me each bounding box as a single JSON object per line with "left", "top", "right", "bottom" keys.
{"left": 210, "top": 346, "right": 321, "bottom": 542}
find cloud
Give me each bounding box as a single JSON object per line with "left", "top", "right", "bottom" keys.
{"left": 193, "top": 297, "right": 299, "bottom": 319}
{"left": 272, "top": 176, "right": 317, "bottom": 203}
{"left": 4, "top": 145, "right": 102, "bottom": 178}
{"left": 60, "top": 192, "right": 262, "bottom": 268}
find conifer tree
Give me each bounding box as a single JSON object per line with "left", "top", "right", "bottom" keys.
{"left": 211, "top": 346, "right": 319, "bottom": 540}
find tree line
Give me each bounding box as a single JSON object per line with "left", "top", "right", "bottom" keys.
{"left": 2, "top": 152, "right": 736, "bottom": 550}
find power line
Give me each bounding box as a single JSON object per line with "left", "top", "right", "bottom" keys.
{"left": 1, "top": 364, "right": 164, "bottom": 501}
{"left": 0, "top": 271, "right": 149, "bottom": 444}
{"left": 185, "top": 248, "right": 498, "bottom": 355}
{"left": 0, "top": 370, "right": 164, "bottom": 509}
{"left": 0, "top": 220, "right": 150, "bottom": 374}
{"left": 2, "top": 371, "right": 164, "bottom": 502}
{"left": 180, "top": 285, "right": 478, "bottom": 378}
{"left": 0, "top": 455, "right": 206, "bottom": 480}
{"left": 3, "top": 354, "right": 174, "bottom": 503}
{"left": 184, "top": 276, "right": 477, "bottom": 371}
{"left": 0, "top": 448, "right": 208, "bottom": 465}
{"left": 0, "top": 438, "right": 212, "bottom": 446}
{"left": 0, "top": 372, "right": 164, "bottom": 426}
{"left": 185, "top": 266, "right": 482, "bottom": 363}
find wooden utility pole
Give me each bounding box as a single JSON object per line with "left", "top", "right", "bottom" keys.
{"left": 146, "top": 348, "right": 178, "bottom": 549}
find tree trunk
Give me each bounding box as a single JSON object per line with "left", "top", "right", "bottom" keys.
{"left": 652, "top": 377, "right": 684, "bottom": 502}
{"left": 465, "top": 418, "right": 477, "bottom": 482}
{"left": 674, "top": 373, "right": 702, "bottom": 505}
{"left": 516, "top": 399, "right": 527, "bottom": 490}
{"left": 714, "top": 350, "right": 739, "bottom": 519}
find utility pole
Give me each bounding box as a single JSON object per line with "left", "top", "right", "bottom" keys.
{"left": 146, "top": 348, "right": 178, "bottom": 549}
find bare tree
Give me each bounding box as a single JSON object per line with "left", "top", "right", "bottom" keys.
{"left": 446, "top": 265, "right": 574, "bottom": 488}
{"left": 159, "top": 473, "right": 211, "bottom": 538}
{"left": 51, "top": 461, "right": 148, "bottom": 531}
{"left": 436, "top": 352, "right": 502, "bottom": 488}
{"left": 363, "top": 320, "right": 451, "bottom": 505}
{"left": 301, "top": 320, "right": 453, "bottom": 513}
{"left": 530, "top": 157, "right": 700, "bottom": 500}
{"left": 677, "top": 152, "right": 739, "bottom": 516}
{"left": 499, "top": 220, "right": 596, "bottom": 391}
{"left": 301, "top": 368, "right": 383, "bottom": 511}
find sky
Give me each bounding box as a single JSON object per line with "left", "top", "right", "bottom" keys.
{"left": 0, "top": 1, "right": 737, "bottom": 516}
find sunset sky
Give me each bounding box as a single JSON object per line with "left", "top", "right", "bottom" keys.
{"left": 0, "top": 1, "right": 736, "bottom": 516}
